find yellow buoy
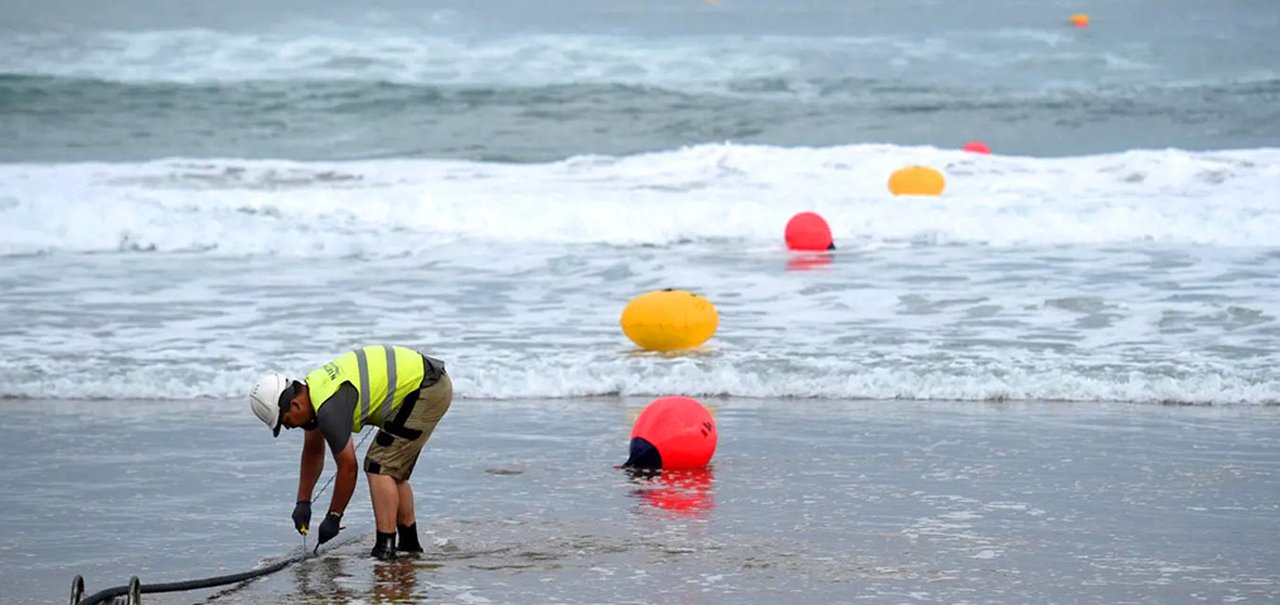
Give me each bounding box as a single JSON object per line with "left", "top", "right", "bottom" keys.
{"left": 620, "top": 289, "right": 719, "bottom": 351}
{"left": 888, "top": 166, "right": 946, "bottom": 197}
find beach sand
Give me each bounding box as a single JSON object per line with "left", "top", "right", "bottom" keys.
{"left": 4, "top": 398, "right": 1277, "bottom": 604}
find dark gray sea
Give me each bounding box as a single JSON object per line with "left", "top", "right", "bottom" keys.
{"left": 2, "top": 0, "right": 1279, "bottom": 161}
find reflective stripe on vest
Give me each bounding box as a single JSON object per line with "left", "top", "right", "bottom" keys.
{"left": 305, "top": 345, "right": 427, "bottom": 433}
{"left": 352, "top": 346, "right": 402, "bottom": 429}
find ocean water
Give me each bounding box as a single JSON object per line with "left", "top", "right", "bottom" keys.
{"left": 2, "top": 146, "right": 1278, "bottom": 404}
{"left": 2, "top": 0, "right": 1279, "bottom": 161}
{"left": 2, "top": 1, "right": 1280, "bottom": 603}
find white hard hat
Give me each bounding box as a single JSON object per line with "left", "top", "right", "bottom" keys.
{"left": 249, "top": 373, "right": 294, "bottom": 437}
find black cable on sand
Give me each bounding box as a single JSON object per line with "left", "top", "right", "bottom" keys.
{"left": 75, "top": 554, "right": 299, "bottom": 605}
{"left": 75, "top": 430, "right": 374, "bottom": 605}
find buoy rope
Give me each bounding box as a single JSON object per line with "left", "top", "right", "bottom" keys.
{"left": 71, "top": 429, "right": 377, "bottom": 605}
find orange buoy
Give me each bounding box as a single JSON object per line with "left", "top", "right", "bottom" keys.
{"left": 1070, "top": 13, "right": 1089, "bottom": 28}
{"left": 620, "top": 289, "right": 718, "bottom": 351}
{"left": 624, "top": 396, "right": 717, "bottom": 470}
{"left": 888, "top": 166, "right": 946, "bottom": 196}
{"left": 962, "top": 141, "right": 991, "bottom": 154}
{"left": 784, "top": 211, "right": 834, "bottom": 251}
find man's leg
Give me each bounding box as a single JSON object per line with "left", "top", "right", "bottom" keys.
{"left": 367, "top": 472, "right": 399, "bottom": 533}
{"left": 364, "top": 373, "right": 452, "bottom": 559}
{"left": 396, "top": 480, "right": 416, "bottom": 526}
{"left": 396, "top": 480, "right": 424, "bottom": 553}
{"left": 367, "top": 472, "right": 401, "bottom": 560}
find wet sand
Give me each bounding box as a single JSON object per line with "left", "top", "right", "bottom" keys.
{"left": 4, "top": 398, "right": 1278, "bottom": 604}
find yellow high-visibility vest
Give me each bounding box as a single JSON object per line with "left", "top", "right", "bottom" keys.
{"left": 305, "top": 345, "right": 427, "bottom": 432}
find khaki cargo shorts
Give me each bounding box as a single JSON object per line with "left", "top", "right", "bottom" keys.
{"left": 364, "top": 372, "right": 452, "bottom": 481}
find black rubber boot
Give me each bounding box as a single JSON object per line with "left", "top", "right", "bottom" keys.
{"left": 397, "top": 523, "right": 424, "bottom": 554}
{"left": 371, "top": 531, "right": 398, "bottom": 561}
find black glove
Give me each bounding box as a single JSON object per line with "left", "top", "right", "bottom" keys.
{"left": 317, "top": 511, "right": 343, "bottom": 545}
{"left": 292, "top": 500, "right": 312, "bottom": 535}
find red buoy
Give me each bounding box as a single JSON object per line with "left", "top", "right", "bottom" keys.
{"left": 624, "top": 396, "right": 717, "bottom": 470}
{"left": 963, "top": 141, "right": 991, "bottom": 154}
{"left": 784, "top": 211, "right": 834, "bottom": 251}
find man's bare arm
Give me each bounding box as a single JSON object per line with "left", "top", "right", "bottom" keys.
{"left": 328, "top": 438, "right": 358, "bottom": 515}
{"left": 297, "top": 428, "right": 325, "bottom": 501}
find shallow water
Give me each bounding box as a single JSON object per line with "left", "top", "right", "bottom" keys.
{"left": 3, "top": 398, "right": 1277, "bottom": 604}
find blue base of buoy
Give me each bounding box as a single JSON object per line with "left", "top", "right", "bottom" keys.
{"left": 623, "top": 437, "right": 661, "bottom": 469}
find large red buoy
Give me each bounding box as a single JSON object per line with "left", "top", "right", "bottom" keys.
{"left": 784, "top": 211, "right": 834, "bottom": 251}
{"left": 624, "top": 396, "right": 717, "bottom": 470}
{"left": 962, "top": 141, "right": 991, "bottom": 154}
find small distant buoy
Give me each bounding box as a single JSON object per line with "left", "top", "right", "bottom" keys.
{"left": 620, "top": 289, "right": 719, "bottom": 351}
{"left": 625, "top": 396, "right": 717, "bottom": 470}
{"left": 888, "top": 166, "right": 946, "bottom": 196}
{"left": 784, "top": 211, "right": 834, "bottom": 251}
{"left": 962, "top": 141, "right": 991, "bottom": 154}
{"left": 1070, "top": 13, "right": 1089, "bottom": 28}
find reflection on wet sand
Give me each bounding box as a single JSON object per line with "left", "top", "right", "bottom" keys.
{"left": 626, "top": 467, "right": 716, "bottom": 518}
{"left": 371, "top": 557, "right": 420, "bottom": 604}
{"left": 289, "top": 554, "right": 354, "bottom": 603}
{"left": 786, "top": 252, "right": 834, "bottom": 271}
{"left": 253, "top": 547, "right": 434, "bottom": 604}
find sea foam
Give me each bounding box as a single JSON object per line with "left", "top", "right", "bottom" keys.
{"left": 2, "top": 144, "right": 1278, "bottom": 256}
